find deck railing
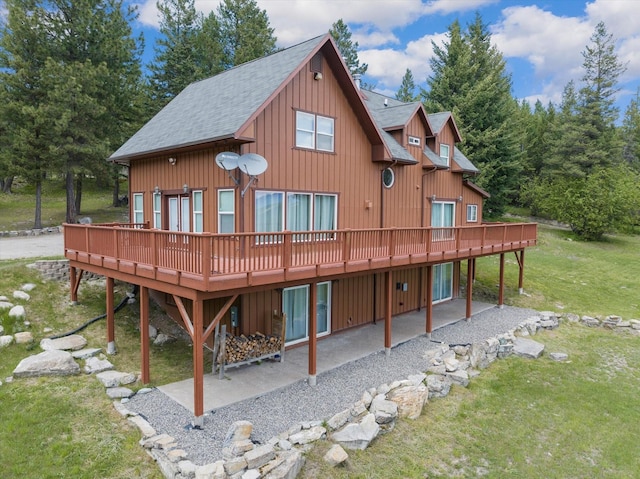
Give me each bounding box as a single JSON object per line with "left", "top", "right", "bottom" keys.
{"left": 64, "top": 223, "right": 537, "bottom": 292}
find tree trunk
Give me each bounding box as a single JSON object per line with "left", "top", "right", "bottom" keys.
{"left": 112, "top": 170, "right": 120, "bottom": 207}
{"left": 74, "top": 174, "right": 83, "bottom": 215}
{"left": 34, "top": 179, "right": 42, "bottom": 229}
{"left": 1, "top": 176, "right": 14, "bottom": 193}
{"left": 66, "top": 171, "right": 77, "bottom": 223}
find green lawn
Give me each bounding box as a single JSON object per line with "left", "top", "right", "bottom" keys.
{"left": 0, "top": 177, "right": 127, "bottom": 230}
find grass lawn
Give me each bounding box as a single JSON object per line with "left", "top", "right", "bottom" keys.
{"left": 1, "top": 218, "right": 639, "bottom": 477}
{"left": 0, "top": 177, "right": 127, "bottom": 230}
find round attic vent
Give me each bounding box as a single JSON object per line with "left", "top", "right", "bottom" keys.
{"left": 382, "top": 167, "right": 395, "bottom": 189}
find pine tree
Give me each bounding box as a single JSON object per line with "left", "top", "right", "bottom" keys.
{"left": 148, "top": 0, "right": 201, "bottom": 109}
{"left": 422, "top": 13, "right": 521, "bottom": 215}
{"left": 621, "top": 91, "right": 640, "bottom": 171}
{"left": 216, "top": 0, "right": 277, "bottom": 70}
{"left": 330, "top": 19, "right": 368, "bottom": 77}
{"left": 396, "top": 69, "right": 418, "bottom": 102}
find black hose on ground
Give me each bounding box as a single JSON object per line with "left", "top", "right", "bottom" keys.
{"left": 47, "top": 285, "right": 139, "bottom": 340}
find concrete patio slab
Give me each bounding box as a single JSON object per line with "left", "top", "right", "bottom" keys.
{"left": 158, "top": 299, "right": 494, "bottom": 413}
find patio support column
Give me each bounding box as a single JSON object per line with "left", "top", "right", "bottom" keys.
{"left": 140, "top": 286, "right": 150, "bottom": 384}
{"left": 425, "top": 265, "right": 433, "bottom": 338}
{"left": 517, "top": 250, "right": 525, "bottom": 294}
{"left": 466, "top": 259, "right": 473, "bottom": 320}
{"left": 308, "top": 282, "right": 317, "bottom": 386}
{"left": 498, "top": 253, "right": 505, "bottom": 308}
{"left": 192, "top": 298, "right": 205, "bottom": 427}
{"left": 106, "top": 277, "right": 116, "bottom": 355}
{"left": 70, "top": 266, "right": 77, "bottom": 304}
{"left": 384, "top": 271, "right": 392, "bottom": 356}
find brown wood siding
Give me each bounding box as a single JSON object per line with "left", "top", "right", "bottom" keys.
{"left": 332, "top": 275, "right": 374, "bottom": 331}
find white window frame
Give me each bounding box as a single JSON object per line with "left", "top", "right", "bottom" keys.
{"left": 132, "top": 193, "right": 144, "bottom": 227}
{"left": 467, "top": 204, "right": 478, "bottom": 223}
{"left": 152, "top": 192, "right": 161, "bottom": 229}
{"left": 408, "top": 136, "right": 421, "bottom": 146}
{"left": 440, "top": 143, "right": 450, "bottom": 166}
{"left": 283, "top": 281, "right": 331, "bottom": 346}
{"left": 218, "top": 189, "right": 235, "bottom": 233}
{"left": 255, "top": 190, "right": 285, "bottom": 243}
{"left": 192, "top": 190, "right": 203, "bottom": 233}
{"left": 295, "top": 111, "right": 335, "bottom": 152}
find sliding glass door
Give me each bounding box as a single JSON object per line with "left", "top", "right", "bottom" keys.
{"left": 283, "top": 282, "right": 331, "bottom": 345}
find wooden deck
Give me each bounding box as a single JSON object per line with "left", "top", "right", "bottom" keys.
{"left": 64, "top": 222, "right": 537, "bottom": 295}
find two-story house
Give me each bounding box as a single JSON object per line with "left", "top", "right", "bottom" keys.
{"left": 63, "top": 34, "right": 536, "bottom": 421}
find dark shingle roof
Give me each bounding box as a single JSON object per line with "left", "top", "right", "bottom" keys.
{"left": 453, "top": 146, "right": 479, "bottom": 173}
{"left": 110, "top": 36, "right": 326, "bottom": 162}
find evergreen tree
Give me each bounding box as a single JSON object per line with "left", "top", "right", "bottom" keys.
{"left": 621, "top": 90, "right": 640, "bottom": 171}
{"left": 216, "top": 0, "right": 277, "bottom": 70}
{"left": 396, "top": 69, "right": 418, "bottom": 102}
{"left": 422, "top": 13, "right": 521, "bottom": 215}
{"left": 330, "top": 19, "right": 368, "bottom": 77}
{"left": 194, "top": 11, "right": 224, "bottom": 78}
{"left": 148, "top": 0, "right": 201, "bottom": 109}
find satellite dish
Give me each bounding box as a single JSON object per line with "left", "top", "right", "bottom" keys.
{"left": 238, "top": 153, "right": 268, "bottom": 176}
{"left": 215, "top": 152, "right": 239, "bottom": 171}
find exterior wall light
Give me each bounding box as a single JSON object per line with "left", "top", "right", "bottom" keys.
{"left": 183, "top": 184, "right": 189, "bottom": 194}
{"left": 168, "top": 157, "right": 177, "bottom": 165}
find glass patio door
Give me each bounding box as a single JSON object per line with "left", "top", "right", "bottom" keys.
{"left": 432, "top": 263, "right": 453, "bottom": 303}
{"left": 283, "top": 282, "right": 331, "bottom": 345}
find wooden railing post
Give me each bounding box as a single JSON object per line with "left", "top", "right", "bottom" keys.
{"left": 389, "top": 229, "right": 396, "bottom": 257}
{"left": 342, "top": 229, "right": 351, "bottom": 263}
{"left": 283, "top": 231, "right": 292, "bottom": 269}
{"left": 203, "top": 235, "right": 211, "bottom": 290}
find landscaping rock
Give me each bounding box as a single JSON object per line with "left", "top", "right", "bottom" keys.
{"left": 96, "top": 370, "right": 136, "bottom": 387}
{"left": 13, "top": 349, "right": 80, "bottom": 377}
{"left": 324, "top": 444, "right": 348, "bottom": 467}
{"left": 331, "top": 413, "right": 380, "bottom": 450}
{"left": 386, "top": 383, "right": 428, "bottom": 419}
{"left": 0, "top": 301, "right": 13, "bottom": 310}
{"left": 288, "top": 425, "right": 326, "bottom": 445}
{"left": 513, "top": 337, "right": 545, "bottom": 359}
{"left": 370, "top": 395, "right": 398, "bottom": 425}
{"left": 14, "top": 331, "right": 33, "bottom": 344}
{"left": 263, "top": 449, "right": 304, "bottom": 479}
{"left": 581, "top": 316, "right": 600, "bottom": 327}
{"left": 71, "top": 348, "right": 102, "bottom": 359}
{"left": 244, "top": 443, "right": 275, "bottom": 469}
{"left": 8, "top": 305, "right": 26, "bottom": 319}
{"left": 128, "top": 415, "right": 156, "bottom": 438}
{"left": 446, "top": 369, "right": 470, "bottom": 387}
{"left": 0, "top": 335, "right": 13, "bottom": 348}
{"left": 326, "top": 408, "right": 351, "bottom": 431}
{"left": 40, "top": 335, "right": 87, "bottom": 351}
{"left": 154, "top": 333, "right": 175, "bottom": 345}
{"left": 550, "top": 352, "right": 569, "bottom": 362}
{"left": 106, "top": 387, "right": 134, "bottom": 399}
{"left": 84, "top": 356, "right": 114, "bottom": 374}
{"left": 13, "top": 290, "right": 30, "bottom": 301}
{"left": 21, "top": 283, "right": 37, "bottom": 292}
{"left": 426, "top": 374, "right": 452, "bottom": 399}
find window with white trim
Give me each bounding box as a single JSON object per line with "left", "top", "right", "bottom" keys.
{"left": 467, "top": 204, "right": 478, "bottom": 223}
{"left": 218, "top": 189, "right": 235, "bottom": 233}
{"left": 440, "top": 143, "right": 450, "bottom": 166}
{"left": 295, "top": 111, "right": 334, "bottom": 152}
{"left": 408, "top": 136, "right": 421, "bottom": 146}
{"left": 255, "top": 191, "right": 284, "bottom": 242}
{"left": 192, "top": 190, "right": 203, "bottom": 233}
{"left": 153, "top": 192, "right": 161, "bottom": 228}
{"left": 132, "top": 193, "right": 144, "bottom": 226}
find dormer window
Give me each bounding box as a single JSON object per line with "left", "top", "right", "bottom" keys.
{"left": 440, "top": 144, "right": 450, "bottom": 166}
{"left": 408, "top": 136, "right": 421, "bottom": 146}
{"left": 296, "top": 111, "right": 335, "bottom": 152}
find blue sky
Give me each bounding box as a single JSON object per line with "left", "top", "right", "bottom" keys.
{"left": 131, "top": 0, "right": 639, "bottom": 116}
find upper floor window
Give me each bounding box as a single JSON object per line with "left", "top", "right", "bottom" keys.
{"left": 408, "top": 136, "right": 421, "bottom": 146}
{"left": 152, "top": 192, "right": 161, "bottom": 228}
{"left": 467, "top": 204, "right": 478, "bottom": 223}
{"left": 296, "top": 111, "right": 335, "bottom": 152}
{"left": 440, "top": 143, "right": 450, "bottom": 166}
{"left": 192, "top": 190, "right": 203, "bottom": 233}
{"left": 218, "top": 189, "right": 235, "bottom": 233}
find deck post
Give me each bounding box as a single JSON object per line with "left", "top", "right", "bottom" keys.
{"left": 69, "top": 265, "right": 77, "bottom": 304}
{"left": 192, "top": 298, "right": 205, "bottom": 427}
{"left": 140, "top": 286, "right": 150, "bottom": 384}
{"left": 466, "top": 259, "right": 473, "bottom": 320}
{"left": 426, "top": 265, "right": 433, "bottom": 338}
{"left": 106, "top": 277, "right": 116, "bottom": 354}
{"left": 498, "top": 253, "right": 505, "bottom": 308}
{"left": 517, "top": 250, "right": 525, "bottom": 294}
{"left": 308, "top": 282, "right": 317, "bottom": 386}
{"left": 384, "top": 271, "right": 392, "bottom": 356}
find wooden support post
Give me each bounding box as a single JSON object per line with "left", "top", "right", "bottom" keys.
{"left": 517, "top": 250, "right": 525, "bottom": 294}
{"left": 426, "top": 265, "right": 433, "bottom": 337}
{"left": 106, "top": 277, "right": 116, "bottom": 355}
{"left": 466, "top": 259, "right": 473, "bottom": 320}
{"left": 70, "top": 267, "right": 84, "bottom": 304}
{"left": 140, "top": 286, "right": 150, "bottom": 384}
{"left": 384, "top": 271, "right": 392, "bottom": 356}
{"left": 308, "top": 282, "right": 317, "bottom": 386}
{"left": 498, "top": 253, "right": 505, "bottom": 308}
{"left": 192, "top": 298, "right": 205, "bottom": 426}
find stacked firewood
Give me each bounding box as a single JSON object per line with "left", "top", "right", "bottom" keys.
{"left": 217, "top": 331, "right": 283, "bottom": 364}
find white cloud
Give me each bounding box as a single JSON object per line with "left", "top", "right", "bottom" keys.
{"left": 585, "top": 0, "right": 640, "bottom": 37}
{"left": 422, "top": 0, "right": 498, "bottom": 15}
